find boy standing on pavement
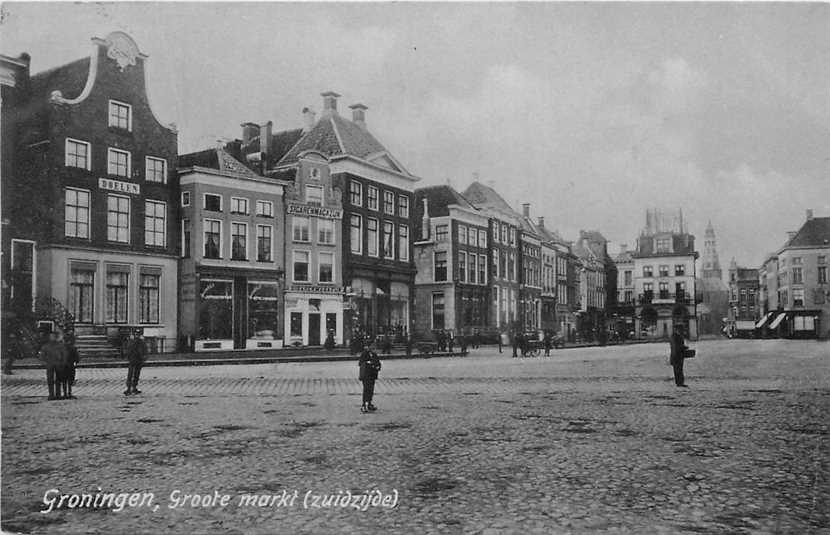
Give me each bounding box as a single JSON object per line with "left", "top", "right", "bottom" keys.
{"left": 124, "top": 329, "right": 146, "bottom": 395}
{"left": 358, "top": 343, "right": 382, "bottom": 413}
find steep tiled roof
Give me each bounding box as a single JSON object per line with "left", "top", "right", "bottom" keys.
{"left": 536, "top": 224, "right": 567, "bottom": 247}
{"left": 179, "top": 147, "right": 261, "bottom": 179}
{"left": 519, "top": 216, "right": 542, "bottom": 238}
{"left": 580, "top": 230, "right": 607, "bottom": 244}
{"left": 277, "top": 113, "right": 388, "bottom": 166}
{"left": 178, "top": 148, "right": 218, "bottom": 170}
{"left": 268, "top": 128, "right": 304, "bottom": 165}
{"left": 572, "top": 240, "right": 600, "bottom": 264}
{"left": 614, "top": 250, "right": 634, "bottom": 263}
{"left": 786, "top": 217, "right": 830, "bottom": 248}
{"left": 414, "top": 185, "right": 477, "bottom": 219}
{"left": 462, "top": 181, "right": 515, "bottom": 214}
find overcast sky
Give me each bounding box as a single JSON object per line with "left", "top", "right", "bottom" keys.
{"left": 3, "top": 2, "right": 829, "bottom": 270}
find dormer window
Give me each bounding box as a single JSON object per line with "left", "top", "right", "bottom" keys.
{"left": 655, "top": 237, "right": 671, "bottom": 253}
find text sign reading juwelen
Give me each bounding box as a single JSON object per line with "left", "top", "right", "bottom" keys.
{"left": 287, "top": 203, "right": 342, "bottom": 219}
{"left": 99, "top": 178, "right": 140, "bottom": 195}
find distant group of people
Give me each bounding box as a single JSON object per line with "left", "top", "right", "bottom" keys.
{"left": 35, "top": 327, "right": 147, "bottom": 400}
{"left": 434, "top": 329, "right": 481, "bottom": 353}
{"left": 502, "top": 330, "right": 559, "bottom": 358}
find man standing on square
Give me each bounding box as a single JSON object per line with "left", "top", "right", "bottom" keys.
{"left": 124, "top": 329, "right": 146, "bottom": 395}
{"left": 669, "top": 324, "right": 688, "bottom": 388}
{"left": 358, "top": 343, "right": 381, "bottom": 413}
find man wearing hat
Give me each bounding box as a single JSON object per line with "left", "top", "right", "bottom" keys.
{"left": 38, "top": 327, "right": 67, "bottom": 400}
{"left": 124, "top": 329, "right": 146, "bottom": 395}
{"left": 358, "top": 342, "right": 382, "bottom": 413}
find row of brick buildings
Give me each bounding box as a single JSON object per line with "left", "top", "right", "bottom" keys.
{"left": 726, "top": 211, "right": 830, "bottom": 339}
{"left": 2, "top": 32, "right": 707, "bottom": 354}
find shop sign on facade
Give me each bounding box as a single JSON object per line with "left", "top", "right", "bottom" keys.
{"left": 287, "top": 203, "right": 342, "bottom": 219}
{"left": 99, "top": 178, "right": 140, "bottom": 195}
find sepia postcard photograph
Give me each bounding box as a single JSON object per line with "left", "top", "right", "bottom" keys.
{"left": 1, "top": 2, "right": 828, "bottom": 533}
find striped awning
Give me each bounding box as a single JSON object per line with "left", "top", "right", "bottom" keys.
{"left": 755, "top": 312, "right": 773, "bottom": 328}
{"left": 769, "top": 312, "right": 787, "bottom": 330}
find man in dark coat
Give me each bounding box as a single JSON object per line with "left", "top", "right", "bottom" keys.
{"left": 358, "top": 344, "right": 381, "bottom": 413}
{"left": 38, "top": 331, "right": 67, "bottom": 400}
{"left": 669, "top": 324, "right": 688, "bottom": 387}
{"left": 124, "top": 330, "right": 146, "bottom": 395}
{"left": 58, "top": 335, "right": 80, "bottom": 399}
{"left": 511, "top": 330, "right": 520, "bottom": 358}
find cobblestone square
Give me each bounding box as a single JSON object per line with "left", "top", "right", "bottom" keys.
{"left": 2, "top": 339, "right": 828, "bottom": 534}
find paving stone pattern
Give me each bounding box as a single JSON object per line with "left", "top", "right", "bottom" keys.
{"left": 1, "top": 339, "right": 828, "bottom": 534}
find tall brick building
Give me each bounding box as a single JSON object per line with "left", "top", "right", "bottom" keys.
{"left": 760, "top": 211, "right": 830, "bottom": 339}
{"left": 462, "top": 181, "right": 522, "bottom": 333}
{"left": 245, "top": 92, "right": 420, "bottom": 345}
{"left": 412, "top": 185, "right": 490, "bottom": 339}
{"left": 177, "top": 147, "right": 287, "bottom": 351}
{"left": 3, "top": 32, "right": 179, "bottom": 351}
{"left": 627, "top": 209, "right": 699, "bottom": 339}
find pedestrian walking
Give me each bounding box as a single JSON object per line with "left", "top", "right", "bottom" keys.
{"left": 669, "top": 324, "right": 688, "bottom": 388}
{"left": 448, "top": 332, "right": 455, "bottom": 353}
{"left": 498, "top": 331, "right": 504, "bottom": 353}
{"left": 543, "top": 331, "right": 552, "bottom": 357}
{"left": 511, "top": 331, "right": 520, "bottom": 358}
{"left": 358, "top": 343, "right": 381, "bottom": 413}
{"left": 124, "top": 329, "right": 146, "bottom": 395}
{"left": 38, "top": 330, "right": 67, "bottom": 401}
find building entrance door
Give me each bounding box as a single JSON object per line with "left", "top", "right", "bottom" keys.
{"left": 308, "top": 313, "right": 321, "bottom": 345}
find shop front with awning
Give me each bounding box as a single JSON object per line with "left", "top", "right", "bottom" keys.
{"left": 755, "top": 311, "right": 774, "bottom": 329}
{"left": 768, "top": 312, "right": 787, "bottom": 331}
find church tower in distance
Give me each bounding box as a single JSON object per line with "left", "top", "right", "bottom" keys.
{"left": 702, "top": 220, "right": 722, "bottom": 280}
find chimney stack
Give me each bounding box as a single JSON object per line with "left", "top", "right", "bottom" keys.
{"left": 241, "top": 122, "right": 259, "bottom": 147}
{"left": 522, "top": 203, "right": 530, "bottom": 218}
{"left": 619, "top": 243, "right": 627, "bottom": 254}
{"left": 806, "top": 209, "right": 814, "bottom": 220}
{"left": 537, "top": 217, "right": 545, "bottom": 229}
{"left": 302, "top": 107, "right": 317, "bottom": 133}
{"left": 349, "top": 103, "right": 368, "bottom": 130}
{"left": 321, "top": 91, "right": 341, "bottom": 115}
{"left": 260, "top": 121, "right": 273, "bottom": 157}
